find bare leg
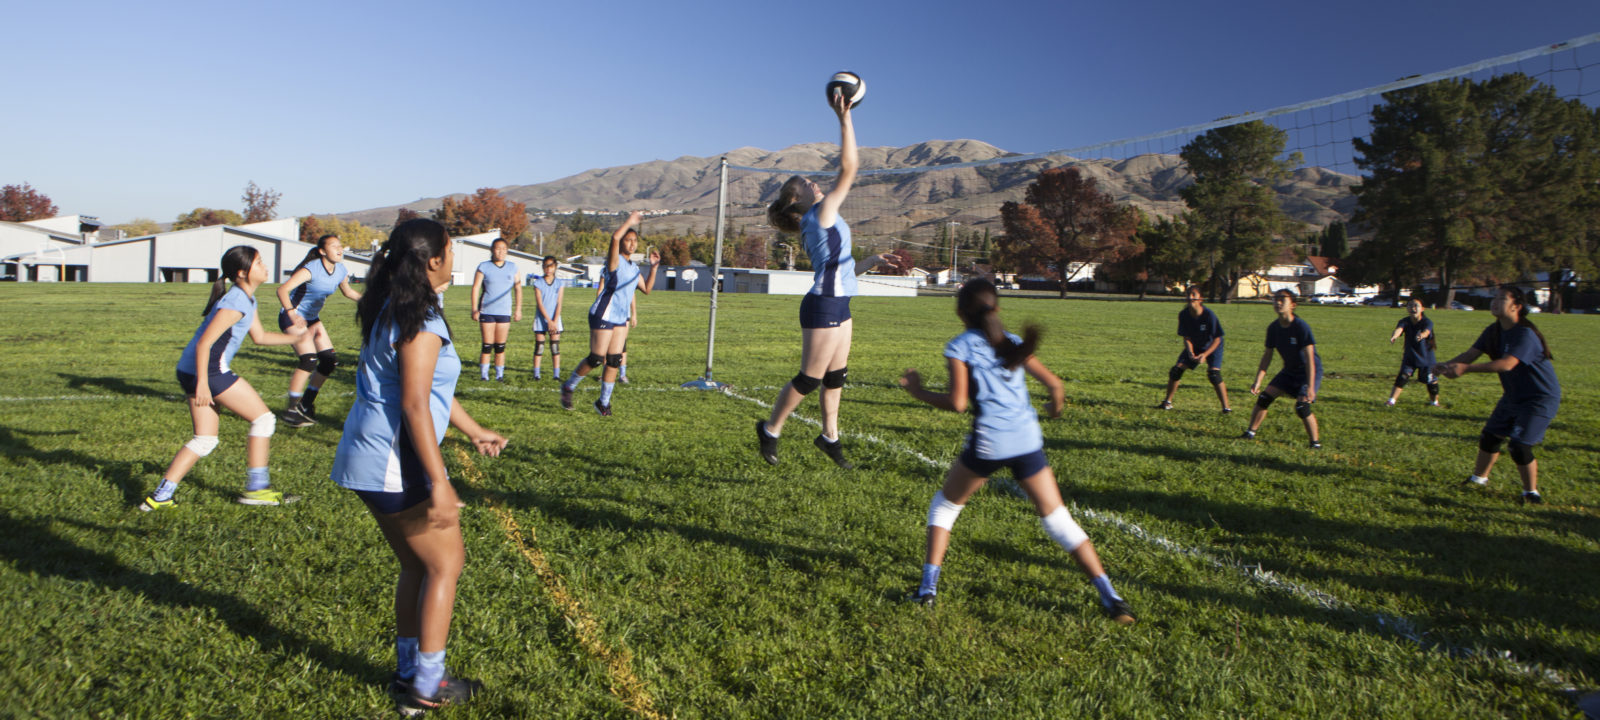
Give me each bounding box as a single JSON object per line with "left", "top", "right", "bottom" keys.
{"left": 924, "top": 461, "right": 988, "bottom": 567}
{"left": 1301, "top": 412, "right": 1320, "bottom": 443}
{"left": 533, "top": 332, "right": 546, "bottom": 372}
{"left": 492, "top": 323, "right": 510, "bottom": 372}
{"left": 1517, "top": 460, "right": 1538, "bottom": 494}
{"left": 818, "top": 319, "right": 853, "bottom": 440}
{"left": 766, "top": 326, "right": 845, "bottom": 436}
{"left": 1017, "top": 466, "right": 1107, "bottom": 578}
{"left": 1213, "top": 380, "right": 1231, "bottom": 410}
{"left": 1473, "top": 449, "right": 1500, "bottom": 482}
{"left": 214, "top": 379, "right": 272, "bottom": 469}
{"left": 159, "top": 399, "right": 221, "bottom": 483}
{"left": 377, "top": 501, "right": 465, "bottom": 655}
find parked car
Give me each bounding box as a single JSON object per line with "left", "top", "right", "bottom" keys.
{"left": 1448, "top": 300, "right": 1474, "bottom": 311}
{"left": 1309, "top": 293, "right": 1335, "bottom": 305}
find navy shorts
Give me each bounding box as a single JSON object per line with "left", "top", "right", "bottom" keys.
{"left": 1397, "top": 363, "right": 1436, "bottom": 384}
{"left": 350, "top": 433, "right": 433, "bottom": 514}
{"left": 799, "top": 294, "right": 852, "bottom": 329}
{"left": 479, "top": 314, "right": 511, "bottom": 324}
{"left": 588, "top": 312, "right": 623, "bottom": 330}
{"left": 1269, "top": 360, "right": 1323, "bottom": 398}
{"left": 1483, "top": 399, "right": 1559, "bottom": 446}
{"left": 1176, "top": 344, "right": 1224, "bottom": 370}
{"left": 277, "top": 310, "right": 321, "bottom": 331}
{"left": 958, "top": 444, "right": 1050, "bottom": 480}
{"left": 176, "top": 369, "right": 240, "bottom": 397}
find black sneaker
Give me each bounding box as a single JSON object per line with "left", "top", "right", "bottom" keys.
{"left": 1239, "top": 429, "right": 1256, "bottom": 440}
{"left": 1309, "top": 440, "right": 1322, "bottom": 449}
{"left": 814, "top": 434, "right": 854, "bottom": 469}
{"left": 593, "top": 400, "right": 612, "bottom": 417}
{"left": 387, "top": 673, "right": 411, "bottom": 698}
{"left": 399, "top": 672, "right": 481, "bottom": 716}
{"left": 1103, "top": 598, "right": 1137, "bottom": 625}
{"left": 1521, "top": 491, "right": 1544, "bottom": 505}
{"left": 560, "top": 386, "right": 574, "bottom": 410}
{"left": 1156, "top": 400, "right": 1173, "bottom": 410}
{"left": 281, "top": 406, "right": 315, "bottom": 428}
{"left": 905, "top": 589, "right": 936, "bottom": 607}
{"left": 1221, "top": 407, "right": 1234, "bottom": 414}
{"left": 756, "top": 421, "right": 779, "bottom": 466}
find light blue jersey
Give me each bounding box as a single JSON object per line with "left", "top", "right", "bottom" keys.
{"left": 178, "top": 286, "right": 256, "bottom": 375}
{"left": 287, "top": 260, "right": 348, "bottom": 321}
{"left": 532, "top": 276, "right": 562, "bottom": 316}
{"left": 589, "top": 258, "right": 641, "bottom": 324}
{"left": 945, "top": 329, "right": 1042, "bottom": 459}
{"left": 331, "top": 309, "right": 460, "bottom": 492}
{"left": 476, "top": 260, "right": 519, "bottom": 316}
{"left": 801, "top": 204, "right": 857, "bottom": 297}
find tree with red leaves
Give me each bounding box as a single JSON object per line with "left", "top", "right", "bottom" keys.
{"left": 0, "top": 183, "right": 59, "bottom": 222}
{"left": 996, "top": 167, "right": 1139, "bottom": 298}
{"left": 659, "top": 237, "right": 691, "bottom": 266}
{"left": 734, "top": 235, "right": 768, "bottom": 269}
{"left": 434, "top": 188, "right": 528, "bottom": 242}
{"left": 241, "top": 181, "right": 281, "bottom": 223}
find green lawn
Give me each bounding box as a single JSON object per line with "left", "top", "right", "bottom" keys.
{"left": 1, "top": 283, "right": 1596, "bottom": 718}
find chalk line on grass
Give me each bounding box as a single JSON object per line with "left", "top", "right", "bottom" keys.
{"left": 719, "top": 388, "right": 1577, "bottom": 691}
{"left": 452, "top": 446, "right": 665, "bottom": 720}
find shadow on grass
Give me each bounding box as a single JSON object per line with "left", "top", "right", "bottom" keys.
{"left": 0, "top": 508, "right": 386, "bottom": 685}
{"left": 0, "top": 425, "right": 158, "bottom": 506}
{"left": 57, "top": 373, "right": 172, "bottom": 400}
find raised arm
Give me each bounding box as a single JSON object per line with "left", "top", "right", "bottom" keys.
{"left": 609, "top": 211, "right": 643, "bottom": 271}
{"left": 638, "top": 247, "right": 660, "bottom": 295}
{"left": 816, "top": 95, "right": 857, "bottom": 230}
{"left": 899, "top": 357, "right": 970, "bottom": 413}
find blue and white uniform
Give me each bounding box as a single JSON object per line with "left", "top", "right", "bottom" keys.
{"left": 177, "top": 286, "right": 256, "bottom": 395}
{"left": 946, "top": 329, "right": 1048, "bottom": 479}
{"left": 1176, "top": 306, "right": 1224, "bottom": 368}
{"left": 476, "top": 260, "right": 518, "bottom": 323}
{"left": 1396, "top": 315, "right": 1436, "bottom": 381}
{"left": 1265, "top": 316, "right": 1323, "bottom": 396}
{"left": 531, "top": 275, "right": 563, "bottom": 333}
{"left": 588, "top": 258, "right": 641, "bottom": 330}
{"left": 331, "top": 307, "right": 461, "bottom": 513}
{"left": 1472, "top": 323, "right": 1561, "bottom": 445}
{"left": 799, "top": 204, "right": 856, "bottom": 329}
{"left": 277, "top": 260, "right": 348, "bottom": 330}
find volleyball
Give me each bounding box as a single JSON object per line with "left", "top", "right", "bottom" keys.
{"left": 825, "top": 71, "right": 866, "bottom": 109}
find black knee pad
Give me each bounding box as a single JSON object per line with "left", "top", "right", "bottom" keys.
{"left": 1294, "top": 400, "right": 1313, "bottom": 419}
{"left": 584, "top": 353, "right": 603, "bottom": 368}
{"left": 1168, "top": 366, "right": 1185, "bottom": 383}
{"left": 1479, "top": 431, "right": 1506, "bottom": 455}
{"left": 791, "top": 373, "right": 822, "bottom": 395}
{"left": 822, "top": 367, "right": 848, "bottom": 389}
{"left": 1207, "top": 368, "right": 1223, "bottom": 386}
{"left": 481, "top": 343, "right": 494, "bottom": 355}
{"left": 1255, "top": 394, "right": 1275, "bottom": 410}
{"left": 296, "top": 352, "right": 318, "bottom": 373}
{"left": 534, "top": 339, "right": 544, "bottom": 355}
{"left": 604, "top": 353, "right": 623, "bottom": 368}
{"left": 1426, "top": 382, "right": 1440, "bottom": 396}
{"left": 315, "top": 349, "right": 337, "bottom": 376}
{"left": 1508, "top": 441, "right": 1535, "bottom": 466}
{"left": 492, "top": 343, "right": 506, "bottom": 354}
{"left": 550, "top": 340, "right": 561, "bottom": 355}
{"left": 1393, "top": 372, "right": 1411, "bottom": 389}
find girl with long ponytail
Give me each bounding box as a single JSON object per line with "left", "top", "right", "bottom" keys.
{"left": 140, "top": 246, "right": 309, "bottom": 511}
{"left": 1435, "top": 286, "right": 1561, "bottom": 504}
{"left": 896, "top": 279, "right": 1136, "bottom": 624}
{"left": 275, "top": 234, "right": 361, "bottom": 426}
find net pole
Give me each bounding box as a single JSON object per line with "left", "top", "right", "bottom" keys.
{"left": 683, "top": 157, "right": 730, "bottom": 390}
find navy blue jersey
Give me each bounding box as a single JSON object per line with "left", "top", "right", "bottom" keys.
{"left": 1396, "top": 316, "right": 1435, "bottom": 368}
{"left": 1265, "top": 316, "right": 1320, "bottom": 376}
{"left": 1177, "top": 306, "right": 1224, "bottom": 352}
{"left": 1471, "top": 323, "right": 1561, "bottom": 409}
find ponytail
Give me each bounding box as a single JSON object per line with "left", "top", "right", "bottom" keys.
{"left": 292, "top": 234, "right": 338, "bottom": 274}
{"left": 1502, "top": 287, "right": 1552, "bottom": 360}
{"left": 202, "top": 246, "right": 259, "bottom": 316}
{"left": 957, "top": 279, "right": 1040, "bottom": 370}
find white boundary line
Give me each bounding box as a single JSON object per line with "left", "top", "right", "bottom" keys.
{"left": 721, "top": 388, "right": 1577, "bottom": 692}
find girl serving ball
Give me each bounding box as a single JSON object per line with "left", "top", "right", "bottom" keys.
{"left": 560, "top": 211, "right": 658, "bottom": 415}
{"left": 1242, "top": 289, "right": 1323, "bottom": 448}
{"left": 141, "top": 246, "right": 309, "bottom": 511}
{"left": 1157, "top": 285, "right": 1231, "bottom": 413}
{"left": 1386, "top": 298, "right": 1439, "bottom": 407}
{"left": 470, "top": 238, "right": 521, "bottom": 382}
{"left": 277, "top": 234, "right": 361, "bottom": 427}
{"left": 1435, "top": 286, "right": 1561, "bottom": 504}
{"left": 330, "top": 219, "right": 507, "bottom": 713}
{"left": 755, "top": 74, "right": 899, "bottom": 469}
{"left": 898, "top": 279, "right": 1134, "bottom": 623}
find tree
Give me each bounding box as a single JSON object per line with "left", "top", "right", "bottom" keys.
{"left": 113, "top": 218, "right": 162, "bottom": 237}
{"left": 734, "top": 235, "right": 768, "bottom": 268}
{"left": 995, "top": 167, "right": 1139, "bottom": 298}
{"left": 434, "top": 188, "right": 528, "bottom": 241}
{"left": 395, "top": 207, "right": 421, "bottom": 226}
{"left": 565, "top": 209, "right": 600, "bottom": 233}
{"left": 1102, "top": 212, "right": 1201, "bottom": 298}
{"left": 301, "top": 215, "right": 385, "bottom": 250}
{"left": 1319, "top": 221, "right": 1348, "bottom": 259}
{"left": 660, "top": 237, "right": 691, "bottom": 266}
{"left": 241, "top": 181, "right": 281, "bottom": 223}
{"left": 0, "top": 183, "right": 59, "bottom": 221}
{"left": 173, "top": 207, "right": 244, "bottom": 230}
{"left": 299, "top": 215, "right": 325, "bottom": 244}
{"left": 1180, "top": 120, "right": 1300, "bottom": 302}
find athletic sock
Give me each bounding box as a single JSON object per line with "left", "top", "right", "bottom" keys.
{"left": 759, "top": 422, "right": 778, "bottom": 439}
{"left": 414, "top": 649, "right": 446, "bottom": 698}
{"left": 619, "top": 364, "right": 627, "bottom": 380}
{"left": 245, "top": 467, "right": 270, "bottom": 492}
{"left": 918, "top": 563, "right": 942, "bottom": 596}
{"left": 495, "top": 364, "right": 505, "bottom": 380}
{"left": 480, "top": 363, "right": 490, "bottom": 380}
{"left": 599, "top": 381, "right": 615, "bottom": 405}
{"left": 152, "top": 478, "right": 179, "bottom": 502}
{"left": 396, "top": 637, "right": 419, "bottom": 680}
{"left": 562, "top": 374, "right": 581, "bottom": 391}
{"left": 302, "top": 386, "right": 320, "bottom": 411}
{"left": 553, "top": 366, "right": 561, "bottom": 380}
{"left": 1091, "top": 574, "right": 1124, "bottom": 608}
{"left": 288, "top": 391, "right": 303, "bottom": 402}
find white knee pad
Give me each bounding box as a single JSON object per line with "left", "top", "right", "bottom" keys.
{"left": 926, "top": 491, "right": 966, "bottom": 530}
{"left": 184, "top": 435, "right": 219, "bottom": 457}
{"left": 248, "top": 412, "right": 277, "bottom": 438}
{"left": 1041, "top": 506, "right": 1089, "bottom": 552}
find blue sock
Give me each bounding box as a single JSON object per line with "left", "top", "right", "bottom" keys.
{"left": 599, "top": 381, "right": 615, "bottom": 405}
{"left": 919, "top": 563, "right": 942, "bottom": 596}
{"left": 480, "top": 363, "right": 489, "bottom": 380}
{"left": 1091, "top": 574, "right": 1123, "bottom": 607}
{"left": 533, "top": 367, "right": 542, "bottom": 378}
{"left": 245, "top": 467, "right": 270, "bottom": 492}
{"left": 288, "top": 391, "right": 303, "bottom": 401}
{"left": 152, "top": 478, "right": 179, "bottom": 502}
{"left": 619, "top": 364, "right": 627, "bottom": 379}
{"left": 495, "top": 364, "right": 505, "bottom": 380}
{"left": 553, "top": 366, "right": 561, "bottom": 379}
{"left": 414, "top": 649, "right": 446, "bottom": 698}
{"left": 396, "top": 637, "right": 419, "bottom": 680}
{"left": 563, "top": 374, "right": 581, "bottom": 391}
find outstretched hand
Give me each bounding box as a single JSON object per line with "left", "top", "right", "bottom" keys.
{"left": 898, "top": 368, "right": 922, "bottom": 392}
{"left": 830, "top": 89, "right": 851, "bottom": 121}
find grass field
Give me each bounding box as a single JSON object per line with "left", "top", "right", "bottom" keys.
{"left": 1, "top": 283, "right": 1597, "bottom": 718}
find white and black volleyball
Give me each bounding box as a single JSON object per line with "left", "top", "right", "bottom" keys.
{"left": 825, "top": 71, "right": 866, "bottom": 109}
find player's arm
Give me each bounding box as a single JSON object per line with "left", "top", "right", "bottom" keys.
{"left": 470, "top": 271, "right": 484, "bottom": 321}
{"left": 1300, "top": 344, "right": 1317, "bottom": 403}
{"left": 817, "top": 95, "right": 856, "bottom": 229}
{"left": 398, "top": 332, "right": 460, "bottom": 530}
{"left": 609, "top": 211, "right": 642, "bottom": 272}
{"left": 551, "top": 287, "right": 563, "bottom": 322}
{"left": 1023, "top": 355, "right": 1065, "bottom": 419}
{"left": 1442, "top": 352, "right": 1517, "bottom": 378}
{"left": 639, "top": 247, "right": 660, "bottom": 295}
{"left": 899, "top": 357, "right": 969, "bottom": 413}
{"left": 533, "top": 285, "right": 549, "bottom": 321}
{"left": 1389, "top": 325, "right": 1404, "bottom": 344}
{"left": 248, "top": 310, "right": 307, "bottom": 347}
{"left": 339, "top": 278, "right": 362, "bottom": 301}
{"left": 450, "top": 397, "right": 507, "bottom": 457}
{"left": 277, "top": 267, "right": 312, "bottom": 319}
{"left": 1198, "top": 337, "right": 1221, "bottom": 359}
{"left": 1249, "top": 347, "right": 1273, "bottom": 395}
{"left": 512, "top": 278, "right": 523, "bottom": 322}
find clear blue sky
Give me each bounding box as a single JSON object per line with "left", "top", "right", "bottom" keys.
{"left": 6, "top": 0, "right": 1598, "bottom": 224}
